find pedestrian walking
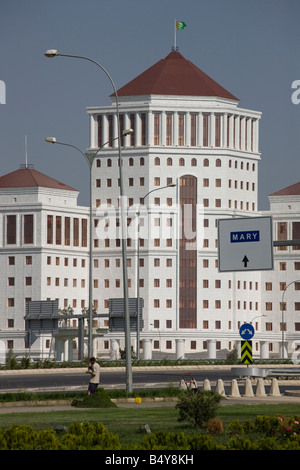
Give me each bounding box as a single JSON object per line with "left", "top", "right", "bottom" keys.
{"left": 86, "top": 357, "right": 101, "bottom": 395}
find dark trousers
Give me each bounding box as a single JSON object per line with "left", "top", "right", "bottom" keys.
{"left": 88, "top": 383, "right": 98, "bottom": 395}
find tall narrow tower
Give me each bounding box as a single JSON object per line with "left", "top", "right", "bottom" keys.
{"left": 87, "top": 50, "right": 261, "bottom": 357}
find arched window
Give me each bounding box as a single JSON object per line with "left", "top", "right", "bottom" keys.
{"left": 155, "top": 157, "right": 160, "bottom": 166}
{"left": 167, "top": 157, "right": 173, "bottom": 166}
{"left": 216, "top": 159, "right": 221, "bottom": 167}
{"left": 129, "top": 158, "right": 134, "bottom": 166}
{"left": 140, "top": 157, "right": 145, "bottom": 166}
{"left": 107, "top": 159, "right": 112, "bottom": 167}
{"left": 179, "top": 158, "right": 185, "bottom": 166}
{"left": 203, "top": 158, "right": 209, "bottom": 167}
{"left": 191, "top": 158, "right": 197, "bottom": 167}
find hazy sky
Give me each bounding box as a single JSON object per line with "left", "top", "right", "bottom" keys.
{"left": 0, "top": 0, "right": 299, "bottom": 210}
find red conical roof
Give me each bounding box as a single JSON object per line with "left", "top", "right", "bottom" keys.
{"left": 114, "top": 51, "right": 238, "bottom": 100}
{"left": 269, "top": 182, "right": 300, "bottom": 197}
{"left": 0, "top": 167, "right": 77, "bottom": 191}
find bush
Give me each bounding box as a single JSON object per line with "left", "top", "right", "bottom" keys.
{"left": 206, "top": 418, "right": 224, "bottom": 435}
{"left": 71, "top": 388, "right": 117, "bottom": 408}
{"left": 176, "top": 389, "right": 222, "bottom": 428}
{"left": 226, "top": 419, "right": 244, "bottom": 436}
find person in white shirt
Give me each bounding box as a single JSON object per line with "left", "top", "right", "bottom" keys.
{"left": 86, "top": 357, "right": 101, "bottom": 395}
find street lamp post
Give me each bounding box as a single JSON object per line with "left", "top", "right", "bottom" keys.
{"left": 281, "top": 280, "right": 300, "bottom": 359}
{"left": 45, "top": 130, "right": 133, "bottom": 360}
{"left": 44, "top": 48, "right": 133, "bottom": 392}
{"left": 136, "top": 184, "right": 176, "bottom": 360}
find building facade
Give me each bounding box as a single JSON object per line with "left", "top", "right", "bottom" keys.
{"left": 0, "top": 50, "right": 299, "bottom": 361}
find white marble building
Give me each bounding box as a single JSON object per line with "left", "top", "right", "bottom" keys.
{"left": 0, "top": 50, "right": 299, "bottom": 361}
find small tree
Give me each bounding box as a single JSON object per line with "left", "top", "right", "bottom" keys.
{"left": 176, "top": 389, "right": 222, "bottom": 428}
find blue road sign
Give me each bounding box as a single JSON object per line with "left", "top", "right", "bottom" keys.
{"left": 239, "top": 323, "right": 255, "bottom": 340}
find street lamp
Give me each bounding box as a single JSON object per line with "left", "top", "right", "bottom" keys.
{"left": 44, "top": 48, "right": 133, "bottom": 392}
{"left": 136, "top": 184, "right": 176, "bottom": 360}
{"left": 281, "top": 280, "right": 300, "bottom": 359}
{"left": 45, "top": 129, "right": 133, "bottom": 359}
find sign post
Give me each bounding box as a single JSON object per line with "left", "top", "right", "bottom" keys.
{"left": 239, "top": 323, "right": 255, "bottom": 366}
{"left": 218, "top": 216, "right": 273, "bottom": 272}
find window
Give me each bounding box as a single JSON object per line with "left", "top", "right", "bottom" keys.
{"left": 141, "top": 113, "right": 146, "bottom": 145}
{"left": 191, "top": 114, "right": 196, "bottom": 146}
{"left": 56, "top": 216, "right": 62, "bottom": 245}
{"left": 65, "top": 217, "right": 70, "bottom": 245}
{"left": 24, "top": 214, "right": 33, "bottom": 244}
{"left": 82, "top": 219, "right": 87, "bottom": 247}
{"left": 277, "top": 222, "right": 287, "bottom": 251}
{"left": 292, "top": 222, "right": 300, "bottom": 250}
{"left": 47, "top": 215, "right": 53, "bottom": 244}
{"left": 6, "top": 215, "right": 17, "bottom": 245}
{"left": 73, "top": 218, "right": 79, "bottom": 246}
{"left": 154, "top": 113, "right": 160, "bottom": 145}
{"left": 178, "top": 113, "right": 185, "bottom": 146}
{"left": 166, "top": 113, "right": 173, "bottom": 145}
{"left": 215, "top": 115, "right": 221, "bottom": 147}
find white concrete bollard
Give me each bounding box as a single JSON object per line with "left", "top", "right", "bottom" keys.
{"left": 255, "top": 378, "right": 266, "bottom": 397}
{"left": 203, "top": 378, "right": 211, "bottom": 391}
{"left": 229, "top": 379, "right": 241, "bottom": 397}
{"left": 268, "top": 378, "right": 281, "bottom": 397}
{"left": 243, "top": 378, "right": 254, "bottom": 397}
{"left": 215, "top": 379, "right": 226, "bottom": 396}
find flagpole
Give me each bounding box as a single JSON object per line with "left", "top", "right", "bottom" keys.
{"left": 174, "top": 19, "right": 176, "bottom": 51}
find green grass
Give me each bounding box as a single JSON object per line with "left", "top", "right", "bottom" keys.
{"left": 0, "top": 403, "right": 299, "bottom": 447}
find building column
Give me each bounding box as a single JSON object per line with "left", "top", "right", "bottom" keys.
{"left": 207, "top": 339, "right": 217, "bottom": 359}
{"left": 260, "top": 341, "right": 269, "bottom": 359}
{"left": 223, "top": 113, "right": 228, "bottom": 147}
{"left": 89, "top": 114, "right": 97, "bottom": 148}
{"left": 143, "top": 339, "right": 152, "bottom": 360}
{"left": 176, "top": 339, "right": 185, "bottom": 359}
{"left": 198, "top": 113, "right": 203, "bottom": 147}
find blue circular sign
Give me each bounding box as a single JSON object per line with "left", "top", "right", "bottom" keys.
{"left": 239, "top": 323, "right": 255, "bottom": 340}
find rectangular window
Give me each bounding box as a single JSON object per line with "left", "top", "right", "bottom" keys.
{"left": 82, "top": 219, "right": 87, "bottom": 247}
{"left": 56, "top": 216, "right": 62, "bottom": 245}
{"left": 7, "top": 215, "right": 16, "bottom": 244}
{"left": 154, "top": 113, "right": 160, "bottom": 145}
{"left": 65, "top": 217, "right": 70, "bottom": 245}
{"left": 191, "top": 114, "right": 196, "bottom": 146}
{"left": 47, "top": 215, "right": 53, "bottom": 244}
{"left": 141, "top": 113, "right": 146, "bottom": 145}
{"left": 203, "top": 114, "right": 209, "bottom": 147}
{"left": 292, "top": 222, "right": 300, "bottom": 250}
{"left": 108, "top": 114, "right": 113, "bottom": 147}
{"left": 166, "top": 113, "right": 173, "bottom": 146}
{"left": 24, "top": 214, "right": 34, "bottom": 244}
{"left": 178, "top": 113, "right": 185, "bottom": 146}
{"left": 73, "top": 218, "right": 79, "bottom": 246}
{"left": 277, "top": 222, "right": 287, "bottom": 251}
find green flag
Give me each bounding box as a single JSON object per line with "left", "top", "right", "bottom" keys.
{"left": 176, "top": 21, "right": 186, "bottom": 30}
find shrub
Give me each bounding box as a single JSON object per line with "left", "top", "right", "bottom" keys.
{"left": 206, "top": 418, "right": 224, "bottom": 435}
{"left": 226, "top": 419, "right": 244, "bottom": 436}
{"left": 60, "top": 422, "right": 121, "bottom": 450}
{"left": 71, "top": 387, "right": 117, "bottom": 408}
{"left": 176, "top": 389, "right": 222, "bottom": 428}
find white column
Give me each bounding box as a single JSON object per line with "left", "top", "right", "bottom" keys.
{"left": 198, "top": 113, "right": 203, "bottom": 147}
{"left": 176, "top": 339, "right": 185, "bottom": 359}
{"left": 113, "top": 113, "right": 118, "bottom": 147}
{"left": 143, "top": 339, "right": 152, "bottom": 360}
{"left": 89, "top": 114, "right": 97, "bottom": 148}
{"left": 161, "top": 111, "right": 166, "bottom": 146}
{"left": 136, "top": 113, "right": 141, "bottom": 147}
{"left": 260, "top": 341, "right": 269, "bottom": 359}
{"left": 228, "top": 114, "right": 234, "bottom": 148}
{"left": 174, "top": 112, "right": 179, "bottom": 146}
{"left": 223, "top": 113, "right": 228, "bottom": 148}
{"left": 147, "top": 112, "right": 153, "bottom": 146}
{"left": 210, "top": 113, "right": 215, "bottom": 147}
{"left": 240, "top": 116, "right": 246, "bottom": 151}
{"left": 207, "top": 339, "right": 217, "bottom": 359}
{"left": 246, "top": 118, "right": 251, "bottom": 151}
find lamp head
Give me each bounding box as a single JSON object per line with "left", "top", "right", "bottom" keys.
{"left": 45, "top": 137, "right": 57, "bottom": 143}
{"left": 122, "top": 128, "right": 134, "bottom": 136}
{"left": 44, "top": 49, "right": 59, "bottom": 58}
{"left": 168, "top": 183, "right": 176, "bottom": 187}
